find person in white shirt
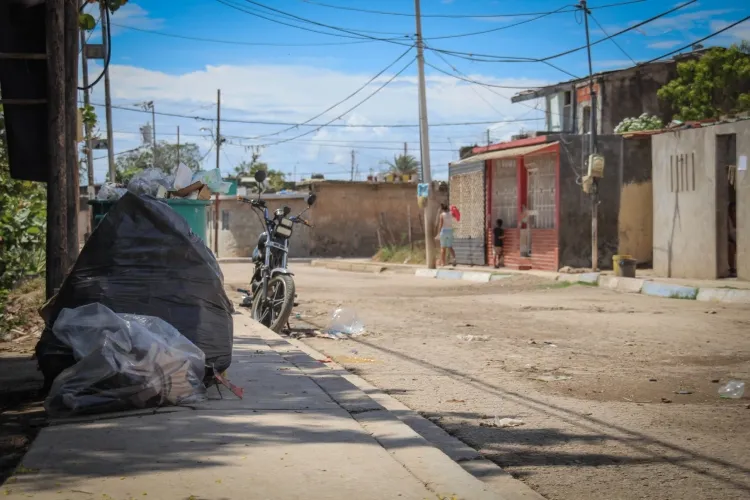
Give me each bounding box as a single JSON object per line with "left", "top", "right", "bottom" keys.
{"left": 435, "top": 203, "right": 456, "bottom": 266}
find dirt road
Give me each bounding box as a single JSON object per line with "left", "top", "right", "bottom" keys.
{"left": 223, "top": 263, "right": 750, "bottom": 500}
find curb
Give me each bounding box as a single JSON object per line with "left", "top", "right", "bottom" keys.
{"left": 307, "top": 260, "right": 750, "bottom": 304}
{"left": 270, "top": 330, "right": 545, "bottom": 499}
{"left": 242, "top": 315, "right": 544, "bottom": 499}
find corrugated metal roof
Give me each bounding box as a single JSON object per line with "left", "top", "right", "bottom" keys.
{"left": 450, "top": 141, "right": 558, "bottom": 167}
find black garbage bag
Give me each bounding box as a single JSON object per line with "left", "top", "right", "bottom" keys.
{"left": 35, "top": 192, "right": 233, "bottom": 391}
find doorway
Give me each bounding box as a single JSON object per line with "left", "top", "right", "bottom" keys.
{"left": 716, "top": 134, "right": 737, "bottom": 277}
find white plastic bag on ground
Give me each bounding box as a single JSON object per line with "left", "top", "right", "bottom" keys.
{"left": 45, "top": 303, "right": 207, "bottom": 417}
{"left": 325, "top": 308, "right": 365, "bottom": 338}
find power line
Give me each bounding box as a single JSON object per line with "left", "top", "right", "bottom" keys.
{"left": 259, "top": 57, "right": 418, "bottom": 147}
{"left": 214, "top": 0, "right": 410, "bottom": 41}
{"left": 419, "top": 0, "right": 698, "bottom": 65}
{"left": 223, "top": 139, "right": 458, "bottom": 152}
{"left": 640, "top": 14, "right": 750, "bottom": 65}
{"left": 424, "top": 60, "right": 543, "bottom": 89}
{"left": 587, "top": 11, "right": 636, "bottom": 65}
{"left": 301, "top": 0, "right": 648, "bottom": 19}
{"left": 248, "top": 45, "right": 415, "bottom": 140}
{"left": 87, "top": 100, "right": 546, "bottom": 127}
{"left": 424, "top": 5, "right": 571, "bottom": 41}
{"left": 109, "top": 22, "right": 380, "bottom": 46}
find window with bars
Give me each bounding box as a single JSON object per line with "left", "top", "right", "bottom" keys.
{"left": 491, "top": 159, "right": 518, "bottom": 228}
{"left": 525, "top": 153, "right": 556, "bottom": 229}
{"left": 669, "top": 153, "right": 696, "bottom": 192}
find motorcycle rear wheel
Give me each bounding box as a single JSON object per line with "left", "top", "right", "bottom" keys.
{"left": 251, "top": 275, "right": 295, "bottom": 333}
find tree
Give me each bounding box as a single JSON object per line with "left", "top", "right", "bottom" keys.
{"left": 382, "top": 154, "right": 420, "bottom": 176}
{"left": 234, "top": 160, "right": 287, "bottom": 191}
{"left": 657, "top": 42, "right": 750, "bottom": 121}
{"left": 0, "top": 104, "right": 46, "bottom": 320}
{"left": 114, "top": 141, "right": 203, "bottom": 184}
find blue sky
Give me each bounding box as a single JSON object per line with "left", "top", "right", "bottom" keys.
{"left": 83, "top": 0, "right": 750, "bottom": 183}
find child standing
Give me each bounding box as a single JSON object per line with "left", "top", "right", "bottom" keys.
{"left": 493, "top": 219, "right": 505, "bottom": 268}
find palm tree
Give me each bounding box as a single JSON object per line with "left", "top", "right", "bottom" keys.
{"left": 383, "top": 154, "right": 420, "bottom": 176}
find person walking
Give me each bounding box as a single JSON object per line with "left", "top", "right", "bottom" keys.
{"left": 435, "top": 203, "right": 456, "bottom": 266}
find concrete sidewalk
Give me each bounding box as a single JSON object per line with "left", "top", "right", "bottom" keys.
{"left": 310, "top": 259, "right": 750, "bottom": 304}
{"left": 3, "top": 313, "right": 540, "bottom": 499}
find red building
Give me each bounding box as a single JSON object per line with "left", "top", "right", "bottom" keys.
{"left": 448, "top": 134, "right": 653, "bottom": 271}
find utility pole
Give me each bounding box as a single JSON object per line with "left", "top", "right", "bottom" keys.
{"left": 79, "top": 27, "right": 95, "bottom": 210}
{"left": 150, "top": 102, "right": 156, "bottom": 161}
{"left": 214, "top": 89, "right": 221, "bottom": 256}
{"left": 487, "top": 129, "right": 491, "bottom": 146}
{"left": 176, "top": 125, "right": 180, "bottom": 168}
{"left": 414, "top": 0, "right": 436, "bottom": 269}
{"left": 404, "top": 142, "right": 407, "bottom": 156}
{"left": 64, "top": 0, "right": 79, "bottom": 265}
{"left": 100, "top": 0, "right": 115, "bottom": 182}
{"left": 580, "top": 0, "right": 599, "bottom": 271}
{"left": 45, "top": 0, "right": 67, "bottom": 299}
{"left": 350, "top": 149, "right": 355, "bottom": 181}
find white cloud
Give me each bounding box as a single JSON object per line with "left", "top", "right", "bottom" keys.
{"left": 87, "top": 3, "right": 163, "bottom": 42}
{"left": 709, "top": 20, "right": 750, "bottom": 44}
{"left": 647, "top": 40, "right": 683, "bottom": 49}
{"left": 85, "top": 61, "right": 548, "bottom": 183}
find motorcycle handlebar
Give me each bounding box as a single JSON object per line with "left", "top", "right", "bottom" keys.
{"left": 237, "top": 196, "right": 266, "bottom": 208}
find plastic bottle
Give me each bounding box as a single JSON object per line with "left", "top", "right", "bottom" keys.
{"left": 718, "top": 380, "right": 745, "bottom": 399}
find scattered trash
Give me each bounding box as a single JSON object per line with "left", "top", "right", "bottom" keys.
{"left": 45, "top": 303, "right": 206, "bottom": 417}
{"left": 456, "top": 334, "right": 489, "bottom": 342}
{"left": 481, "top": 417, "right": 525, "bottom": 428}
{"left": 350, "top": 349, "right": 358, "bottom": 355}
{"left": 649, "top": 378, "right": 658, "bottom": 382}
{"left": 528, "top": 340, "right": 537, "bottom": 345}
{"left": 718, "top": 380, "right": 745, "bottom": 399}
{"left": 324, "top": 308, "right": 365, "bottom": 338}
{"left": 705, "top": 310, "right": 718, "bottom": 315}
{"left": 321, "top": 357, "right": 333, "bottom": 363}
{"left": 711, "top": 379, "right": 720, "bottom": 384}
{"left": 446, "top": 399, "right": 465, "bottom": 403}
{"left": 295, "top": 313, "right": 302, "bottom": 320}
{"left": 675, "top": 389, "right": 694, "bottom": 395}
{"left": 127, "top": 168, "right": 173, "bottom": 197}
{"left": 531, "top": 374, "right": 572, "bottom": 382}
{"left": 661, "top": 397, "right": 672, "bottom": 404}
{"left": 172, "top": 163, "right": 193, "bottom": 191}
{"left": 96, "top": 182, "right": 127, "bottom": 201}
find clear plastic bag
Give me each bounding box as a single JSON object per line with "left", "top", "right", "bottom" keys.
{"left": 127, "top": 168, "right": 174, "bottom": 197}
{"left": 191, "top": 169, "right": 231, "bottom": 194}
{"left": 326, "top": 308, "right": 365, "bottom": 337}
{"left": 45, "top": 303, "right": 207, "bottom": 417}
{"left": 96, "top": 182, "right": 127, "bottom": 201}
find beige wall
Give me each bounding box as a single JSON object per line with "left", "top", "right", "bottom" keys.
{"left": 652, "top": 121, "right": 750, "bottom": 280}
{"left": 618, "top": 181, "right": 653, "bottom": 263}
{"left": 209, "top": 196, "right": 311, "bottom": 258}
{"left": 307, "top": 182, "right": 426, "bottom": 257}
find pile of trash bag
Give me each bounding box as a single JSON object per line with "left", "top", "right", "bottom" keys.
{"left": 96, "top": 166, "right": 232, "bottom": 202}
{"left": 45, "top": 304, "right": 206, "bottom": 417}
{"left": 36, "top": 192, "right": 234, "bottom": 393}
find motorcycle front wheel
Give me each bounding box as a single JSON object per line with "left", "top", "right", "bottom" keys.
{"left": 251, "top": 275, "right": 296, "bottom": 333}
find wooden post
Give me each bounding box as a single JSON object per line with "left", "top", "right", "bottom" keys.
{"left": 64, "top": 0, "right": 79, "bottom": 263}
{"left": 214, "top": 193, "right": 220, "bottom": 256}
{"left": 45, "top": 0, "right": 68, "bottom": 299}
{"left": 407, "top": 204, "right": 413, "bottom": 249}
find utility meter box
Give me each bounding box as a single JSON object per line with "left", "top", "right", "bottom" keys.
{"left": 587, "top": 153, "right": 605, "bottom": 178}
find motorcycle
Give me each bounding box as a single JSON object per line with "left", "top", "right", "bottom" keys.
{"left": 237, "top": 169, "right": 316, "bottom": 333}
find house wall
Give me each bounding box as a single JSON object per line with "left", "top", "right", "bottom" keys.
{"left": 599, "top": 63, "right": 678, "bottom": 134}
{"left": 558, "top": 134, "right": 652, "bottom": 269}
{"left": 209, "top": 196, "right": 312, "bottom": 259}
{"left": 652, "top": 129, "right": 717, "bottom": 279}
{"left": 617, "top": 137, "right": 653, "bottom": 264}
{"left": 652, "top": 121, "right": 750, "bottom": 279}
{"left": 307, "top": 182, "right": 427, "bottom": 258}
